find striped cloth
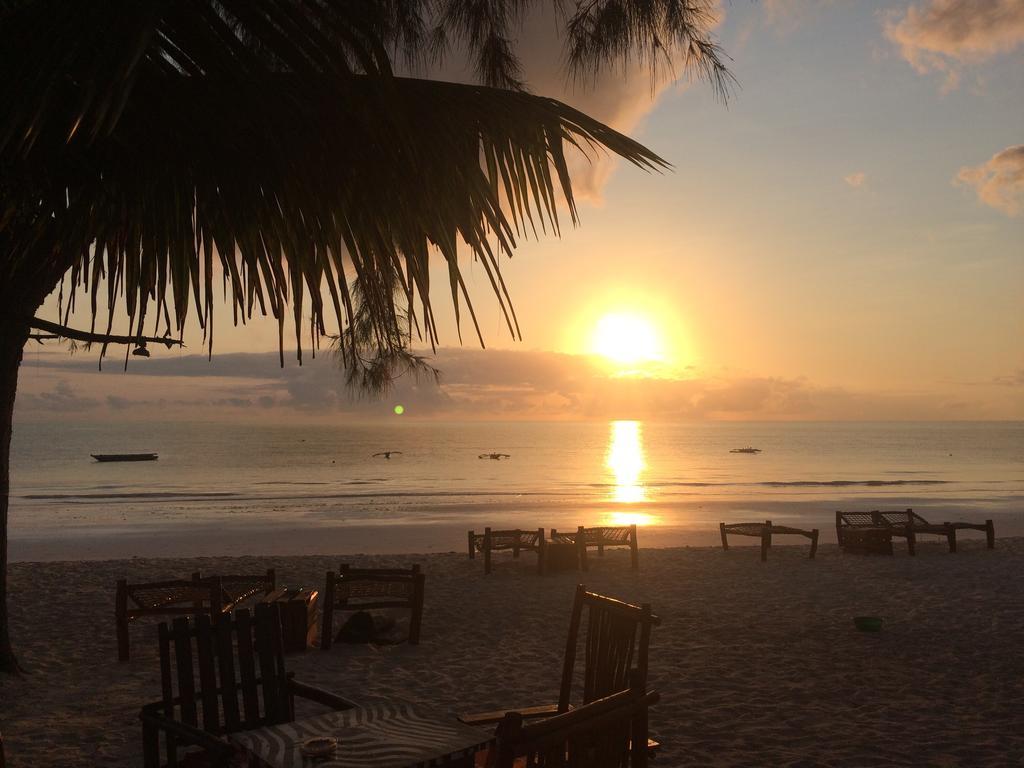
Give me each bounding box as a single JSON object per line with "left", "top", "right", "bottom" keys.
{"left": 228, "top": 699, "right": 493, "bottom": 768}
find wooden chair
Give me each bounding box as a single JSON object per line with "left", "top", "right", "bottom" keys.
{"left": 719, "top": 520, "right": 819, "bottom": 561}
{"left": 462, "top": 584, "right": 660, "bottom": 727}
{"left": 468, "top": 528, "right": 546, "bottom": 574}
{"left": 488, "top": 677, "right": 659, "bottom": 768}
{"left": 551, "top": 525, "right": 639, "bottom": 571}
{"left": 140, "top": 604, "right": 355, "bottom": 768}
{"left": 116, "top": 569, "right": 276, "bottom": 661}
{"left": 321, "top": 564, "right": 425, "bottom": 650}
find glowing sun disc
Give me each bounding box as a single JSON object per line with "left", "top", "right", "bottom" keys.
{"left": 591, "top": 313, "right": 663, "bottom": 365}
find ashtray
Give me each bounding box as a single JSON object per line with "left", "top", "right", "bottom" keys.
{"left": 853, "top": 616, "right": 883, "bottom": 632}
{"left": 299, "top": 736, "right": 338, "bottom": 758}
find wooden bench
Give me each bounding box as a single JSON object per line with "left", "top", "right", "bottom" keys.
{"left": 837, "top": 510, "right": 995, "bottom": 555}
{"left": 550, "top": 525, "right": 639, "bottom": 571}
{"left": 719, "top": 520, "right": 819, "bottom": 561}
{"left": 468, "top": 528, "right": 546, "bottom": 574}
{"left": 115, "top": 569, "right": 275, "bottom": 661}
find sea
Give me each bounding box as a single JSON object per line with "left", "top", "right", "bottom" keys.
{"left": 8, "top": 420, "right": 1023, "bottom": 560}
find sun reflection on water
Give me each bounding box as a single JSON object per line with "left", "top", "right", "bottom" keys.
{"left": 606, "top": 420, "right": 647, "bottom": 504}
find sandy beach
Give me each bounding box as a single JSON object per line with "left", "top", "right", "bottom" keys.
{"left": 2, "top": 536, "right": 1022, "bottom": 766}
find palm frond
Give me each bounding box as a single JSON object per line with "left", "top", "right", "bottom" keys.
{"left": 0, "top": 0, "right": 728, "bottom": 387}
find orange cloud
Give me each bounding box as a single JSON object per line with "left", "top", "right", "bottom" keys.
{"left": 955, "top": 144, "right": 1024, "bottom": 216}
{"left": 884, "top": 0, "right": 1024, "bottom": 90}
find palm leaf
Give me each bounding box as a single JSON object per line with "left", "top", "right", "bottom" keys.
{"left": 0, "top": 0, "right": 731, "bottom": 376}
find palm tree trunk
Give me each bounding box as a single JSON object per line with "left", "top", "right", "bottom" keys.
{"left": 0, "top": 315, "right": 28, "bottom": 674}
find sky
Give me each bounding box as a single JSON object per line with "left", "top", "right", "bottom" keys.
{"left": 17, "top": 0, "right": 1024, "bottom": 423}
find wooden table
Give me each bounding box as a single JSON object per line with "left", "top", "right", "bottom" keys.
{"left": 228, "top": 699, "right": 493, "bottom": 768}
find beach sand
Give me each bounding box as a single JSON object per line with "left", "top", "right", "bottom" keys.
{"left": 2, "top": 536, "right": 1023, "bottom": 766}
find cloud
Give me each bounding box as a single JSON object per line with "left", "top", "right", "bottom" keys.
{"left": 884, "top": 0, "right": 1024, "bottom": 90}
{"left": 425, "top": 5, "right": 725, "bottom": 203}
{"left": 16, "top": 348, "right": 1018, "bottom": 422}
{"left": 17, "top": 380, "right": 99, "bottom": 413}
{"left": 844, "top": 171, "right": 867, "bottom": 188}
{"left": 955, "top": 144, "right": 1024, "bottom": 216}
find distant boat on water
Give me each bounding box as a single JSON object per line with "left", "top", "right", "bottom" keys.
{"left": 729, "top": 447, "right": 762, "bottom": 454}
{"left": 91, "top": 453, "right": 158, "bottom": 462}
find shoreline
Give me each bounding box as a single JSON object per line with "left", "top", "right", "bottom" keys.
{"left": 3, "top": 539, "right": 1023, "bottom": 766}
{"left": 10, "top": 495, "right": 1021, "bottom": 562}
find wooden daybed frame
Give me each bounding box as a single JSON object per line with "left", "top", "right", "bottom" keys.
{"left": 837, "top": 509, "right": 995, "bottom": 555}
{"left": 550, "top": 524, "right": 640, "bottom": 570}
{"left": 321, "top": 564, "right": 425, "bottom": 649}
{"left": 115, "top": 569, "right": 275, "bottom": 661}
{"left": 468, "top": 528, "right": 546, "bottom": 574}
{"left": 719, "top": 520, "right": 819, "bottom": 561}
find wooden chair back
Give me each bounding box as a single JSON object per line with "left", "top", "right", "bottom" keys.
{"left": 156, "top": 605, "right": 291, "bottom": 742}
{"left": 558, "top": 585, "right": 659, "bottom": 713}
{"left": 321, "top": 564, "right": 426, "bottom": 649}
{"left": 491, "top": 679, "right": 659, "bottom": 768}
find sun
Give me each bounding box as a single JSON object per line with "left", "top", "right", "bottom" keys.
{"left": 590, "top": 312, "right": 664, "bottom": 366}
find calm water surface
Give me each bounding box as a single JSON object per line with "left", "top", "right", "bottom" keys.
{"left": 10, "top": 420, "right": 1022, "bottom": 544}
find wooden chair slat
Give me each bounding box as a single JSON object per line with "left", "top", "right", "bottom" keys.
{"left": 158, "top": 622, "right": 175, "bottom": 715}
{"left": 171, "top": 617, "right": 198, "bottom": 728}
{"left": 254, "top": 604, "right": 283, "bottom": 725}
{"left": 214, "top": 615, "right": 241, "bottom": 731}
{"left": 235, "top": 609, "right": 261, "bottom": 727}
{"left": 194, "top": 615, "right": 220, "bottom": 734}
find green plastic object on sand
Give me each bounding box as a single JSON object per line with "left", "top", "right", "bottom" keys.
{"left": 853, "top": 616, "right": 883, "bottom": 632}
